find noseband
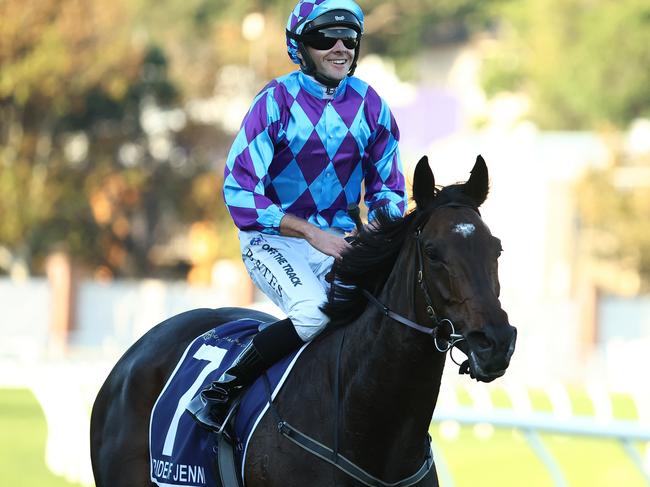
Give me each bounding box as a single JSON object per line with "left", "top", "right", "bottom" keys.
{"left": 363, "top": 203, "right": 479, "bottom": 371}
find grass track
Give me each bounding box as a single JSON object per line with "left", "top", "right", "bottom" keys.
{"left": 430, "top": 386, "right": 648, "bottom": 486}
{"left": 0, "top": 387, "right": 647, "bottom": 486}
{"left": 430, "top": 426, "right": 647, "bottom": 486}
{"left": 0, "top": 389, "right": 82, "bottom": 487}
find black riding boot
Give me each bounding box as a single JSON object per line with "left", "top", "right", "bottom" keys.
{"left": 186, "top": 317, "right": 303, "bottom": 432}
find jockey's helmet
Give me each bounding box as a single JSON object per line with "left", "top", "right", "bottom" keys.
{"left": 286, "top": 0, "right": 364, "bottom": 87}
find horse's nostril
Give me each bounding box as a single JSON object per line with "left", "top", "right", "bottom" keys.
{"left": 467, "top": 332, "right": 492, "bottom": 352}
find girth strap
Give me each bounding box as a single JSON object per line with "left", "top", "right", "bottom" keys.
{"left": 216, "top": 433, "right": 242, "bottom": 487}
{"left": 276, "top": 419, "right": 433, "bottom": 487}
{"left": 263, "top": 374, "right": 434, "bottom": 487}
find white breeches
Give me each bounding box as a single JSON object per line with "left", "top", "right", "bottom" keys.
{"left": 239, "top": 231, "right": 337, "bottom": 342}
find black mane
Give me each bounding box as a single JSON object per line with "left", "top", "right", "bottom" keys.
{"left": 322, "top": 183, "right": 480, "bottom": 328}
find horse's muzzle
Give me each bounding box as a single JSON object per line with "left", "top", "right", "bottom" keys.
{"left": 464, "top": 325, "right": 517, "bottom": 382}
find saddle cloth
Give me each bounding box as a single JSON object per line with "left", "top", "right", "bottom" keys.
{"left": 149, "top": 318, "right": 307, "bottom": 487}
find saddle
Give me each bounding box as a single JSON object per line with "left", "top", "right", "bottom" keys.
{"left": 148, "top": 318, "right": 307, "bottom": 487}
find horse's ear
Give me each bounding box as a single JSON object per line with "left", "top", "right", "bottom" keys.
{"left": 413, "top": 156, "right": 436, "bottom": 210}
{"left": 463, "top": 155, "right": 489, "bottom": 206}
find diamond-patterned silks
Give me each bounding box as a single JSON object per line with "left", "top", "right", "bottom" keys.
{"left": 223, "top": 71, "right": 406, "bottom": 234}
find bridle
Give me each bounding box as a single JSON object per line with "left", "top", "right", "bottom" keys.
{"left": 362, "top": 203, "right": 480, "bottom": 371}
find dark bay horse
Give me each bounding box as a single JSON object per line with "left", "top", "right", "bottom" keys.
{"left": 90, "top": 155, "right": 517, "bottom": 486}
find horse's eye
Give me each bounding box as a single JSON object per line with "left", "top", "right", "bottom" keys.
{"left": 424, "top": 245, "right": 441, "bottom": 261}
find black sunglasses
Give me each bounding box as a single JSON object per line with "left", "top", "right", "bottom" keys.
{"left": 302, "top": 27, "right": 359, "bottom": 51}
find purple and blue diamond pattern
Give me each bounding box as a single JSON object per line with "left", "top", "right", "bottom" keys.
{"left": 224, "top": 71, "right": 406, "bottom": 234}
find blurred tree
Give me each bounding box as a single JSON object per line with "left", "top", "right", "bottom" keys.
{"left": 479, "top": 0, "right": 650, "bottom": 290}
{"left": 127, "top": 0, "right": 297, "bottom": 95}
{"left": 481, "top": 0, "right": 650, "bottom": 130}
{"left": 0, "top": 0, "right": 143, "bottom": 275}
{"left": 575, "top": 148, "right": 650, "bottom": 293}
{"left": 125, "top": 0, "right": 497, "bottom": 94}
{"left": 361, "top": 0, "right": 499, "bottom": 57}
{"left": 0, "top": 0, "right": 234, "bottom": 278}
{"left": 0, "top": 0, "right": 140, "bottom": 105}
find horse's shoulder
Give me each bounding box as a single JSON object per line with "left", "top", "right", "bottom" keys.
{"left": 272, "top": 328, "right": 339, "bottom": 405}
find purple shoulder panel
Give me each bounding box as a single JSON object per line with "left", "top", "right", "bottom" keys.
{"left": 362, "top": 85, "right": 383, "bottom": 133}
{"left": 244, "top": 94, "right": 269, "bottom": 143}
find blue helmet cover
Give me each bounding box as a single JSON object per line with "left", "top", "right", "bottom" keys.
{"left": 286, "top": 0, "right": 365, "bottom": 65}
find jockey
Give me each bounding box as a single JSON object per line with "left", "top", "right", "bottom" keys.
{"left": 188, "top": 0, "right": 407, "bottom": 431}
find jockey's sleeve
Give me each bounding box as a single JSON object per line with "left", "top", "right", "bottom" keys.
{"left": 362, "top": 95, "right": 407, "bottom": 221}
{"left": 223, "top": 88, "right": 284, "bottom": 234}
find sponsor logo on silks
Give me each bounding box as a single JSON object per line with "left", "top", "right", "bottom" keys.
{"left": 249, "top": 236, "right": 264, "bottom": 247}
{"left": 261, "top": 244, "right": 302, "bottom": 287}
{"left": 243, "top": 248, "right": 284, "bottom": 298}
{"left": 335, "top": 15, "right": 346, "bottom": 21}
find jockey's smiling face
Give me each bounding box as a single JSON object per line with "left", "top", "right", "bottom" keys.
{"left": 299, "top": 38, "right": 354, "bottom": 82}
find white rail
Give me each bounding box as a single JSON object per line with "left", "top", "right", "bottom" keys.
{"left": 431, "top": 407, "right": 650, "bottom": 487}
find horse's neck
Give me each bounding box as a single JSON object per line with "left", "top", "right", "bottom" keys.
{"left": 338, "top": 242, "right": 445, "bottom": 476}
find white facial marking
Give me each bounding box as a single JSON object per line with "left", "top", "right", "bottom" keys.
{"left": 453, "top": 223, "right": 475, "bottom": 238}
